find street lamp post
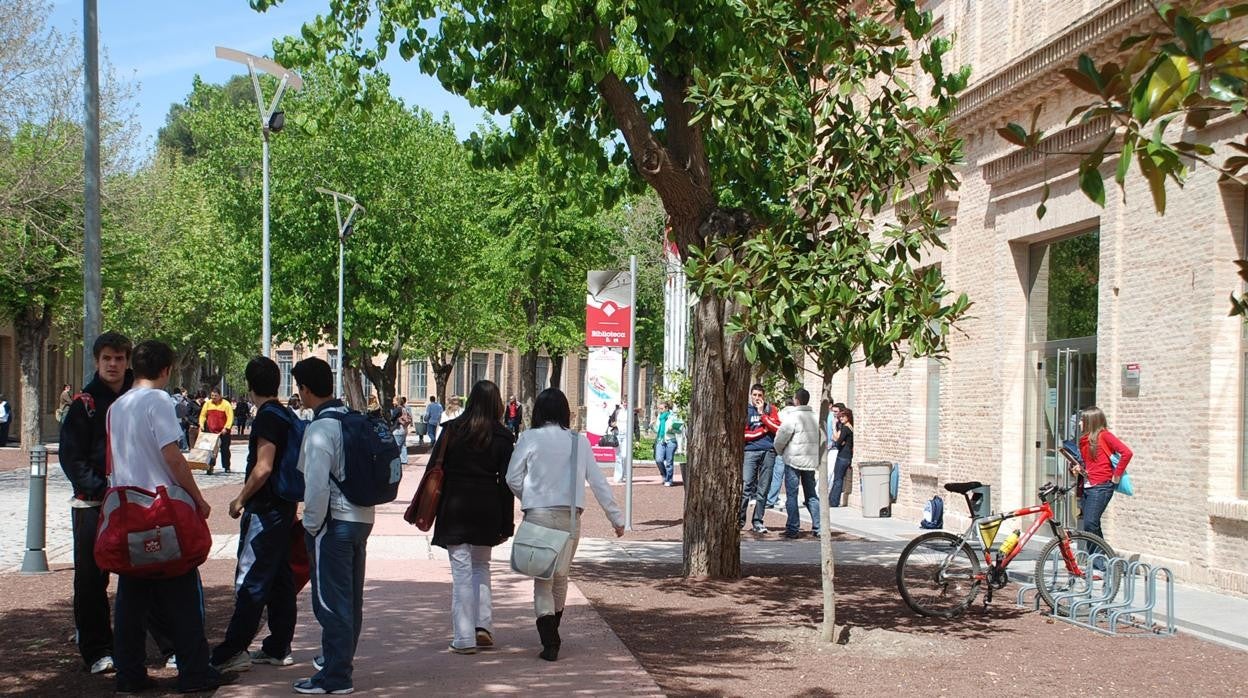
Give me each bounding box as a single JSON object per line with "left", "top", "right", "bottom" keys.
{"left": 215, "top": 47, "right": 303, "bottom": 357}
{"left": 315, "top": 188, "right": 364, "bottom": 398}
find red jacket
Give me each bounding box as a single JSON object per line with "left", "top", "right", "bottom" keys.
{"left": 744, "top": 403, "right": 781, "bottom": 449}
{"left": 1078, "top": 430, "right": 1132, "bottom": 487}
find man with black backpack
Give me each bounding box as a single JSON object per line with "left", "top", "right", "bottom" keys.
{"left": 290, "top": 357, "right": 399, "bottom": 695}
{"left": 210, "top": 356, "right": 302, "bottom": 674}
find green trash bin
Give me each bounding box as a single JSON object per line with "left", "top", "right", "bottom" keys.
{"left": 859, "top": 461, "right": 894, "bottom": 518}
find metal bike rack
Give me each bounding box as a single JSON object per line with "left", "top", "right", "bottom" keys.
{"left": 1018, "top": 553, "right": 1177, "bottom": 638}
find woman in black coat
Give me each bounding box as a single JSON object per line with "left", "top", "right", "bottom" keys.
{"left": 432, "top": 379, "right": 515, "bottom": 655}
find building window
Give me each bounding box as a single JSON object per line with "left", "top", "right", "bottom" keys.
{"left": 578, "top": 357, "right": 588, "bottom": 405}
{"left": 493, "top": 354, "right": 503, "bottom": 386}
{"left": 327, "top": 350, "right": 339, "bottom": 395}
{"left": 453, "top": 356, "right": 466, "bottom": 397}
{"left": 408, "top": 359, "right": 427, "bottom": 400}
{"left": 471, "top": 352, "right": 488, "bottom": 387}
{"left": 925, "top": 359, "right": 941, "bottom": 462}
{"left": 278, "top": 350, "right": 294, "bottom": 398}
{"left": 535, "top": 356, "right": 550, "bottom": 390}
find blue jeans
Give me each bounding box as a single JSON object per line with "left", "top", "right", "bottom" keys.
{"left": 1079, "top": 482, "right": 1115, "bottom": 566}
{"left": 739, "top": 450, "right": 775, "bottom": 526}
{"left": 767, "top": 455, "right": 786, "bottom": 506}
{"left": 212, "top": 504, "right": 297, "bottom": 664}
{"left": 307, "top": 519, "right": 373, "bottom": 692}
{"left": 829, "top": 459, "right": 851, "bottom": 507}
{"left": 785, "top": 466, "right": 821, "bottom": 535}
{"left": 654, "top": 440, "right": 677, "bottom": 483}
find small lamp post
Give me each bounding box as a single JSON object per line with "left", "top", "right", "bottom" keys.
{"left": 21, "top": 445, "right": 49, "bottom": 574}
{"left": 315, "top": 187, "right": 365, "bottom": 398}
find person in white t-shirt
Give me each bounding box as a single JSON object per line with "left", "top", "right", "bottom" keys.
{"left": 106, "top": 340, "right": 232, "bottom": 694}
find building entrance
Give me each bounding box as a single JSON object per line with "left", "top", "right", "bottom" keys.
{"left": 1026, "top": 230, "right": 1100, "bottom": 528}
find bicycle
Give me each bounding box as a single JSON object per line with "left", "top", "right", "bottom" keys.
{"left": 895, "top": 479, "right": 1116, "bottom": 618}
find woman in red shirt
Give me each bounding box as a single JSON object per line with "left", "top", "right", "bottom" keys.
{"left": 1075, "top": 406, "right": 1132, "bottom": 548}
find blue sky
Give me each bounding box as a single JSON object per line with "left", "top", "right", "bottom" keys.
{"left": 47, "top": 0, "right": 488, "bottom": 154}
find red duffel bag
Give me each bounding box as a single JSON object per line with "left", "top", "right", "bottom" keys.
{"left": 94, "top": 483, "right": 212, "bottom": 578}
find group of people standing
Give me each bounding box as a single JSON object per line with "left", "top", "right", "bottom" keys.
{"left": 739, "top": 384, "right": 855, "bottom": 538}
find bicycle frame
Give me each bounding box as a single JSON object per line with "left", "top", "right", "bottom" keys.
{"left": 953, "top": 498, "right": 1081, "bottom": 577}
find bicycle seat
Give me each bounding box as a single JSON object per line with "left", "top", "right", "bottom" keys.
{"left": 943, "top": 481, "right": 983, "bottom": 494}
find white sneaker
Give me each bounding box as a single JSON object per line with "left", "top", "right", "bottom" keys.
{"left": 89, "top": 655, "right": 115, "bottom": 674}
{"left": 251, "top": 650, "right": 295, "bottom": 666}
{"left": 213, "top": 650, "right": 253, "bottom": 673}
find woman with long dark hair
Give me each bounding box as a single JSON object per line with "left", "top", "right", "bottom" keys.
{"left": 432, "top": 380, "right": 516, "bottom": 655}
{"left": 829, "top": 407, "right": 854, "bottom": 507}
{"left": 506, "top": 388, "right": 624, "bottom": 661}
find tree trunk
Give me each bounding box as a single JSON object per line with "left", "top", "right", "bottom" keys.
{"left": 681, "top": 289, "right": 750, "bottom": 577}
{"left": 817, "top": 366, "right": 837, "bottom": 641}
{"left": 549, "top": 351, "right": 565, "bottom": 391}
{"left": 342, "top": 360, "right": 367, "bottom": 410}
{"left": 360, "top": 338, "right": 402, "bottom": 425}
{"left": 13, "top": 303, "right": 52, "bottom": 449}
{"left": 430, "top": 344, "right": 460, "bottom": 406}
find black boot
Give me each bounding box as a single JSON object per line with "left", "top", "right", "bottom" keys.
{"left": 536, "top": 615, "right": 561, "bottom": 661}
{"left": 555, "top": 610, "right": 563, "bottom": 628}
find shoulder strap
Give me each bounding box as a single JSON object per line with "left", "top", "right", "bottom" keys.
{"left": 429, "top": 423, "right": 455, "bottom": 473}
{"left": 569, "top": 431, "right": 580, "bottom": 528}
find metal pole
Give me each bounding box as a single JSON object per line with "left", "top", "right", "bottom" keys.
{"left": 336, "top": 232, "right": 345, "bottom": 399}
{"left": 261, "top": 131, "right": 272, "bottom": 356}
{"left": 21, "top": 445, "right": 49, "bottom": 574}
{"left": 81, "top": 0, "right": 101, "bottom": 384}
{"left": 623, "top": 255, "right": 638, "bottom": 530}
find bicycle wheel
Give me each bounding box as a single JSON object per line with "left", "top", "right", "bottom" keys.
{"left": 1033, "top": 530, "right": 1116, "bottom": 612}
{"left": 896, "top": 532, "right": 983, "bottom": 617}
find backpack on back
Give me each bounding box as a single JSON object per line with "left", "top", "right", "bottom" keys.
{"left": 265, "top": 402, "right": 307, "bottom": 502}
{"left": 318, "top": 409, "right": 403, "bottom": 506}
{"left": 920, "top": 495, "right": 944, "bottom": 529}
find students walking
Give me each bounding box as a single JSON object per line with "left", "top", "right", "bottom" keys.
{"left": 199, "top": 388, "right": 235, "bottom": 474}
{"left": 506, "top": 388, "right": 624, "bottom": 661}
{"left": 1074, "top": 406, "right": 1133, "bottom": 550}
{"left": 432, "top": 380, "right": 515, "bottom": 655}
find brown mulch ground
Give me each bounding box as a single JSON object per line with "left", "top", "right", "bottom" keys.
{"left": 573, "top": 561, "right": 1248, "bottom": 697}
{"left": 0, "top": 559, "right": 240, "bottom": 696}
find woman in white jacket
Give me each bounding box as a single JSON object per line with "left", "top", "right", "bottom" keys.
{"left": 506, "top": 388, "right": 624, "bottom": 661}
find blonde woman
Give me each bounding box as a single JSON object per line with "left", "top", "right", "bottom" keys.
{"left": 506, "top": 388, "right": 624, "bottom": 661}
{"left": 442, "top": 396, "right": 464, "bottom": 424}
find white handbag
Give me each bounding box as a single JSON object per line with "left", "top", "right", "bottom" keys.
{"left": 510, "top": 432, "right": 579, "bottom": 580}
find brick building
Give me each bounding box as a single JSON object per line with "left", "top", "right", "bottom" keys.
{"left": 805, "top": 0, "right": 1248, "bottom": 596}
{"left": 0, "top": 325, "right": 82, "bottom": 446}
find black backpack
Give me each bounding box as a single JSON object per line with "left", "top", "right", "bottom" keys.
{"left": 317, "top": 409, "right": 403, "bottom": 506}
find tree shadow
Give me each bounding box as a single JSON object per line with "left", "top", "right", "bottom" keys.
{"left": 572, "top": 559, "right": 1032, "bottom": 695}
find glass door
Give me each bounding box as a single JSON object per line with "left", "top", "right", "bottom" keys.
{"left": 1025, "top": 229, "right": 1100, "bottom": 528}
{"left": 1038, "top": 339, "right": 1097, "bottom": 527}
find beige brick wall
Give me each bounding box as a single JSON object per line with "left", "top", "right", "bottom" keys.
{"left": 800, "top": 1, "right": 1248, "bottom": 596}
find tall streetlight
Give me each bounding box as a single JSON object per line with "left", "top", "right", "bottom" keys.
{"left": 215, "top": 46, "right": 303, "bottom": 356}
{"left": 315, "top": 188, "right": 364, "bottom": 398}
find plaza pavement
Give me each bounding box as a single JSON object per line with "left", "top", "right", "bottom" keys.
{"left": 0, "top": 443, "right": 1244, "bottom": 695}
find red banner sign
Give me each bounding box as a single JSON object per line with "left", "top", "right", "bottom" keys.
{"left": 586, "top": 270, "right": 632, "bottom": 347}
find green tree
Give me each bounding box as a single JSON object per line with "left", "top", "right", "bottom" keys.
{"left": 686, "top": 2, "right": 969, "bottom": 635}
{"left": 256, "top": 0, "right": 964, "bottom": 579}
{"left": 999, "top": 3, "right": 1248, "bottom": 313}
{"left": 0, "top": 0, "right": 135, "bottom": 446}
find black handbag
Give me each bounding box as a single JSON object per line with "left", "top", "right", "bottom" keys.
{"left": 599, "top": 431, "right": 619, "bottom": 448}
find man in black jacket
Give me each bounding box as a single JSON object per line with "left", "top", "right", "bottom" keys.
{"left": 58, "top": 332, "right": 175, "bottom": 675}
